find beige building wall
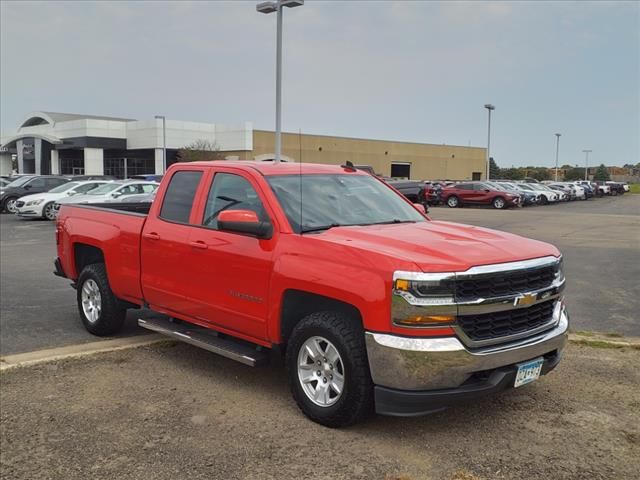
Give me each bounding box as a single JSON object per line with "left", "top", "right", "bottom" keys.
{"left": 218, "top": 130, "right": 486, "bottom": 181}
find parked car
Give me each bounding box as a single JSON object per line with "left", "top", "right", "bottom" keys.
{"left": 385, "top": 179, "right": 427, "bottom": 209}
{"left": 15, "top": 180, "right": 110, "bottom": 220}
{"left": 517, "top": 183, "right": 559, "bottom": 204}
{"left": 422, "top": 181, "right": 444, "bottom": 206}
{"left": 605, "top": 181, "right": 625, "bottom": 196}
{"left": 494, "top": 181, "right": 539, "bottom": 205}
{"left": 485, "top": 182, "right": 525, "bottom": 206}
{"left": 55, "top": 161, "right": 569, "bottom": 427}
{"left": 442, "top": 182, "right": 520, "bottom": 209}
{"left": 129, "top": 174, "right": 164, "bottom": 182}
{"left": 547, "top": 184, "right": 572, "bottom": 201}
{"left": 0, "top": 178, "right": 11, "bottom": 188}
{"left": 69, "top": 175, "right": 117, "bottom": 181}
{"left": 54, "top": 180, "right": 159, "bottom": 212}
{"left": 594, "top": 182, "right": 612, "bottom": 196}
{"left": 0, "top": 175, "right": 70, "bottom": 213}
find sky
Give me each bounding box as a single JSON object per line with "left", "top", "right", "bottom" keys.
{"left": 1, "top": 0, "right": 638, "bottom": 168}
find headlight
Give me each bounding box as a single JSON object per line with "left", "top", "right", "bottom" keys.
{"left": 392, "top": 273, "right": 456, "bottom": 327}
{"left": 554, "top": 258, "right": 565, "bottom": 284}
{"left": 26, "top": 199, "right": 44, "bottom": 206}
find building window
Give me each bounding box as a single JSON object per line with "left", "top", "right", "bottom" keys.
{"left": 390, "top": 162, "right": 411, "bottom": 179}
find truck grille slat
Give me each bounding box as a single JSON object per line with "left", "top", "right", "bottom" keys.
{"left": 458, "top": 300, "right": 555, "bottom": 342}
{"left": 455, "top": 265, "right": 556, "bottom": 301}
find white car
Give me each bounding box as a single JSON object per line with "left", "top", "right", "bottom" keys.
{"left": 563, "top": 182, "right": 586, "bottom": 200}
{"left": 518, "top": 183, "right": 559, "bottom": 204}
{"left": 55, "top": 180, "right": 159, "bottom": 212}
{"left": 15, "top": 180, "right": 110, "bottom": 220}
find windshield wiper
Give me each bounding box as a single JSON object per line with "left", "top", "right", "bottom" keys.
{"left": 300, "top": 223, "right": 346, "bottom": 234}
{"left": 369, "top": 219, "right": 416, "bottom": 225}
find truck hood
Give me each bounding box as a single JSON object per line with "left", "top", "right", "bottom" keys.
{"left": 314, "top": 220, "right": 559, "bottom": 273}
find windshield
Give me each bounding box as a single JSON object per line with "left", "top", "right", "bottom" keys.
{"left": 267, "top": 174, "right": 425, "bottom": 233}
{"left": 87, "top": 183, "right": 120, "bottom": 195}
{"left": 49, "top": 182, "right": 79, "bottom": 194}
{"left": 6, "top": 176, "right": 34, "bottom": 188}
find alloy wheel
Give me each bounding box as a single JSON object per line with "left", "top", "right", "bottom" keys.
{"left": 297, "top": 336, "right": 345, "bottom": 407}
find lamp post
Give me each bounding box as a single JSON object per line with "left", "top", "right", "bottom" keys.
{"left": 484, "top": 104, "right": 495, "bottom": 180}
{"left": 554, "top": 133, "right": 561, "bottom": 181}
{"left": 582, "top": 149, "right": 592, "bottom": 181}
{"left": 154, "top": 115, "right": 167, "bottom": 173}
{"left": 257, "top": 0, "right": 304, "bottom": 163}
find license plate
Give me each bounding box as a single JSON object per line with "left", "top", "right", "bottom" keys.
{"left": 514, "top": 358, "right": 543, "bottom": 388}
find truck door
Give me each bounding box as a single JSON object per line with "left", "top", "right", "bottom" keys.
{"left": 185, "top": 170, "right": 276, "bottom": 341}
{"left": 140, "top": 168, "right": 206, "bottom": 315}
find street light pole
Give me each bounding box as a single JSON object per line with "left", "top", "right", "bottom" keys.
{"left": 554, "top": 133, "right": 561, "bottom": 181}
{"left": 582, "top": 149, "right": 592, "bottom": 181}
{"left": 484, "top": 104, "right": 495, "bottom": 180}
{"left": 257, "top": 0, "right": 304, "bottom": 163}
{"left": 155, "top": 115, "right": 167, "bottom": 173}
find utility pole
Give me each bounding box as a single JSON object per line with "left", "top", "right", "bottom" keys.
{"left": 554, "top": 133, "right": 561, "bottom": 181}
{"left": 484, "top": 104, "right": 495, "bottom": 180}
{"left": 582, "top": 149, "right": 592, "bottom": 180}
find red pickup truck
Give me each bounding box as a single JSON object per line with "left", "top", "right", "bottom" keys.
{"left": 55, "top": 161, "right": 569, "bottom": 427}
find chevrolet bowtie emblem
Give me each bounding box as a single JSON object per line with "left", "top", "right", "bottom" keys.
{"left": 514, "top": 293, "right": 537, "bottom": 307}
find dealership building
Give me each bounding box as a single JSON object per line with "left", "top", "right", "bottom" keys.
{"left": 0, "top": 111, "right": 486, "bottom": 180}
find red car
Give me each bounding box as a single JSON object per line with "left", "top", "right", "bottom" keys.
{"left": 442, "top": 182, "right": 520, "bottom": 209}
{"left": 54, "top": 162, "right": 567, "bottom": 427}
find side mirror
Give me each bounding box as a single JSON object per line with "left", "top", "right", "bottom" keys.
{"left": 111, "top": 191, "right": 122, "bottom": 198}
{"left": 24, "top": 184, "right": 32, "bottom": 190}
{"left": 413, "top": 203, "right": 427, "bottom": 214}
{"left": 484, "top": 189, "right": 490, "bottom": 192}
{"left": 217, "top": 209, "right": 272, "bottom": 239}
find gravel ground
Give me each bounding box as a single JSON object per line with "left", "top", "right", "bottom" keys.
{"left": 1, "top": 342, "right": 639, "bottom": 480}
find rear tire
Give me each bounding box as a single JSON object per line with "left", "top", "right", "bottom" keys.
{"left": 446, "top": 196, "right": 460, "bottom": 208}
{"left": 286, "top": 311, "right": 373, "bottom": 428}
{"left": 3, "top": 196, "right": 18, "bottom": 214}
{"left": 76, "top": 263, "right": 126, "bottom": 336}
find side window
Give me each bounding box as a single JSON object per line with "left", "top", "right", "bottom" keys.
{"left": 29, "top": 178, "right": 47, "bottom": 189}
{"left": 202, "top": 173, "right": 267, "bottom": 229}
{"left": 142, "top": 184, "right": 157, "bottom": 193}
{"left": 76, "top": 183, "right": 99, "bottom": 194}
{"left": 457, "top": 184, "right": 472, "bottom": 190}
{"left": 472, "top": 184, "right": 486, "bottom": 191}
{"left": 159, "top": 171, "right": 203, "bottom": 223}
{"left": 119, "top": 185, "right": 139, "bottom": 195}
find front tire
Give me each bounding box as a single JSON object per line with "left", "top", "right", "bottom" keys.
{"left": 492, "top": 196, "right": 506, "bottom": 209}
{"left": 76, "top": 263, "right": 126, "bottom": 336}
{"left": 42, "top": 202, "right": 56, "bottom": 220}
{"left": 446, "top": 196, "right": 460, "bottom": 208}
{"left": 286, "top": 312, "right": 373, "bottom": 428}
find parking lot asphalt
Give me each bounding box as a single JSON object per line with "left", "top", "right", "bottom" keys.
{"left": 1, "top": 341, "right": 638, "bottom": 480}
{"left": 0, "top": 194, "right": 638, "bottom": 356}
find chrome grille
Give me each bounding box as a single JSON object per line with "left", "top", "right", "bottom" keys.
{"left": 455, "top": 265, "right": 556, "bottom": 302}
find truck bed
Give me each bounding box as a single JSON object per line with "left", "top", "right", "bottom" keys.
{"left": 56, "top": 203, "right": 150, "bottom": 304}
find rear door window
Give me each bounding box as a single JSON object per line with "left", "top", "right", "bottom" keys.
{"left": 159, "top": 171, "right": 204, "bottom": 223}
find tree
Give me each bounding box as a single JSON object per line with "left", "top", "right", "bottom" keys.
{"left": 489, "top": 157, "right": 501, "bottom": 179}
{"left": 177, "top": 139, "right": 224, "bottom": 162}
{"left": 500, "top": 168, "right": 524, "bottom": 180}
{"left": 529, "top": 168, "right": 551, "bottom": 181}
{"left": 593, "top": 164, "right": 610, "bottom": 181}
{"left": 564, "top": 168, "right": 585, "bottom": 181}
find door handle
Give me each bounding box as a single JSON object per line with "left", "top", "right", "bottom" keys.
{"left": 143, "top": 232, "right": 160, "bottom": 240}
{"left": 190, "top": 241, "right": 208, "bottom": 250}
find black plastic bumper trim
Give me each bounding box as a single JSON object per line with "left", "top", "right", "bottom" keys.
{"left": 53, "top": 258, "right": 66, "bottom": 278}
{"left": 374, "top": 351, "right": 562, "bottom": 417}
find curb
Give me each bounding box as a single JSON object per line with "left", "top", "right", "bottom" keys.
{"left": 0, "top": 334, "right": 168, "bottom": 372}
{"left": 568, "top": 333, "right": 640, "bottom": 349}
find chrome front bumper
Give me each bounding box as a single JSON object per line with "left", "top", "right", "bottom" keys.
{"left": 365, "top": 301, "right": 569, "bottom": 391}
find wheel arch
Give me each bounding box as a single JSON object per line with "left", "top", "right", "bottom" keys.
{"left": 279, "top": 289, "right": 364, "bottom": 345}
{"left": 74, "top": 243, "right": 105, "bottom": 278}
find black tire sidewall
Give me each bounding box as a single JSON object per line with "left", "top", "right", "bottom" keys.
{"left": 4, "top": 197, "right": 18, "bottom": 213}
{"left": 286, "top": 312, "right": 372, "bottom": 427}
{"left": 76, "top": 263, "right": 125, "bottom": 336}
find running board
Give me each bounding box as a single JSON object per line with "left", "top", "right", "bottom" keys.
{"left": 138, "top": 317, "right": 268, "bottom": 367}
